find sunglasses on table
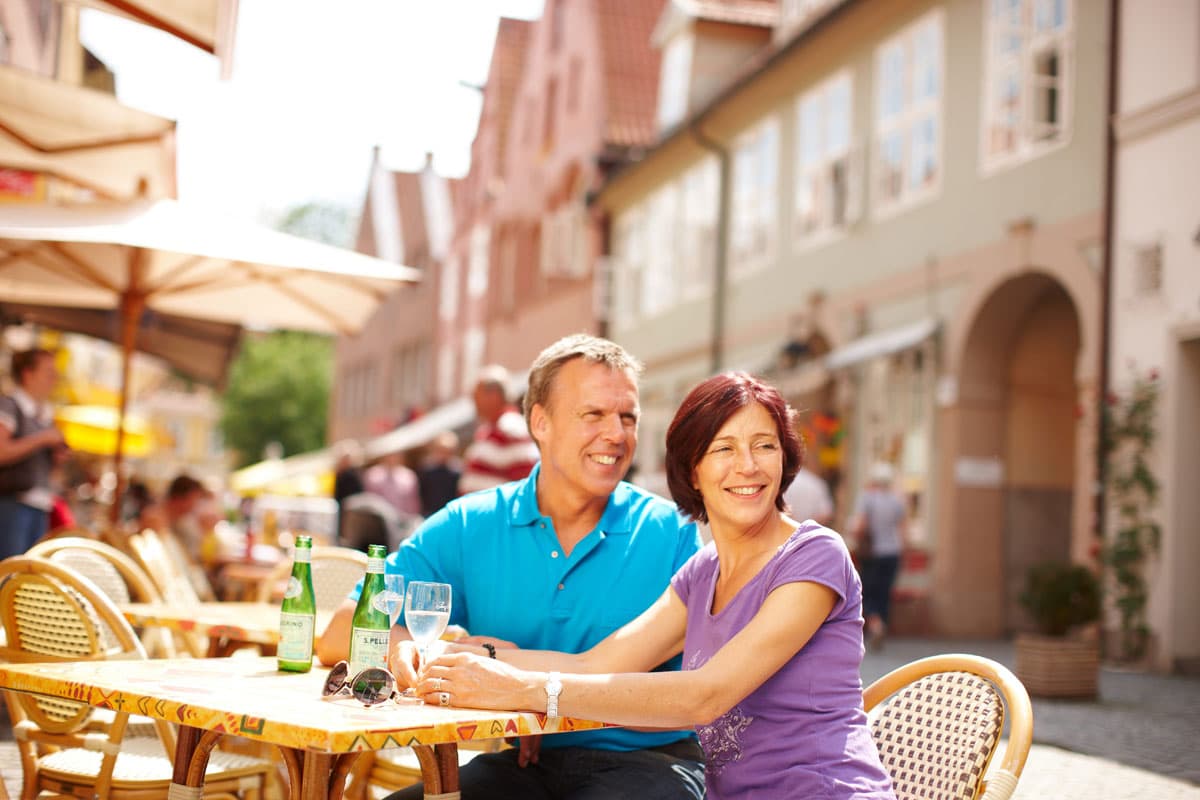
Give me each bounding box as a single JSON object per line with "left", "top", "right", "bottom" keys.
{"left": 322, "top": 661, "right": 401, "bottom": 707}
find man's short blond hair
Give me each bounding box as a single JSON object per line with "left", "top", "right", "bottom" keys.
{"left": 523, "top": 334, "right": 643, "bottom": 429}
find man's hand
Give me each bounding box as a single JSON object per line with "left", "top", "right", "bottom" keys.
{"left": 388, "top": 640, "right": 421, "bottom": 688}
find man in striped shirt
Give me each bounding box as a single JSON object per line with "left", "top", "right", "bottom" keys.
{"left": 458, "top": 365, "right": 539, "bottom": 495}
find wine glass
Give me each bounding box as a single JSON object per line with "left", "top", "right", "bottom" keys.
{"left": 404, "top": 581, "right": 451, "bottom": 674}
{"left": 381, "top": 574, "right": 405, "bottom": 627}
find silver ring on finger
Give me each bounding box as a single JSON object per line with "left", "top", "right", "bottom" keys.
{"left": 439, "top": 691, "right": 450, "bottom": 707}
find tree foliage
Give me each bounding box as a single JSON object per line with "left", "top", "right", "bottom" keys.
{"left": 274, "top": 202, "right": 356, "bottom": 247}
{"left": 219, "top": 331, "right": 332, "bottom": 468}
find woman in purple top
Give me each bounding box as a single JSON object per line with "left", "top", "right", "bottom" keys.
{"left": 417, "top": 373, "right": 895, "bottom": 799}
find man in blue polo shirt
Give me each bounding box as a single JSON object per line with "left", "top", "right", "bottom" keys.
{"left": 318, "top": 334, "right": 704, "bottom": 799}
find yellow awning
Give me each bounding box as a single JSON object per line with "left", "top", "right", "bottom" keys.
{"left": 55, "top": 404, "right": 163, "bottom": 458}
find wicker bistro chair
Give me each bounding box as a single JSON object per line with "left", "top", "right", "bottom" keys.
{"left": 256, "top": 545, "right": 368, "bottom": 612}
{"left": 124, "top": 529, "right": 210, "bottom": 657}
{"left": 27, "top": 537, "right": 178, "bottom": 658}
{"left": 0, "top": 556, "right": 273, "bottom": 800}
{"left": 863, "top": 653, "right": 1034, "bottom": 800}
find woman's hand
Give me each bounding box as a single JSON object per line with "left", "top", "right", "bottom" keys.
{"left": 415, "top": 652, "right": 540, "bottom": 712}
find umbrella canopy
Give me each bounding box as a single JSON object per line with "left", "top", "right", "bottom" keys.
{"left": 0, "top": 64, "right": 177, "bottom": 201}
{"left": 0, "top": 301, "right": 241, "bottom": 387}
{"left": 0, "top": 198, "right": 421, "bottom": 519}
{"left": 0, "top": 199, "right": 420, "bottom": 333}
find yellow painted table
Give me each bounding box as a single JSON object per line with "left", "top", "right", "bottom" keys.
{"left": 0, "top": 657, "right": 611, "bottom": 800}
{"left": 120, "top": 602, "right": 334, "bottom": 658}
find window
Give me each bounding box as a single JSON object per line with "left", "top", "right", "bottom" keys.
{"left": 467, "top": 225, "right": 489, "bottom": 297}
{"left": 641, "top": 184, "right": 681, "bottom": 318}
{"left": 612, "top": 210, "right": 647, "bottom": 329}
{"left": 539, "top": 202, "right": 587, "bottom": 278}
{"left": 610, "top": 157, "right": 718, "bottom": 326}
{"left": 567, "top": 57, "right": 583, "bottom": 114}
{"left": 874, "top": 10, "right": 943, "bottom": 212}
{"left": 543, "top": 77, "right": 558, "bottom": 152}
{"left": 795, "top": 72, "right": 859, "bottom": 238}
{"left": 438, "top": 255, "right": 460, "bottom": 322}
{"left": 730, "top": 117, "right": 780, "bottom": 271}
{"left": 782, "top": 0, "right": 834, "bottom": 29}
{"left": 460, "top": 328, "right": 486, "bottom": 395}
{"left": 657, "top": 33, "right": 694, "bottom": 131}
{"left": 550, "top": 0, "right": 566, "bottom": 51}
{"left": 390, "top": 341, "right": 429, "bottom": 407}
{"left": 497, "top": 231, "right": 518, "bottom": 314}
{"left": 982, "top": 0, "right": 1073, "bottom": 169}
{"left": 679, "top": 156, "right": 718, "bottom": 300}
{"left": 437, "top": 344, "right": 456, "bottom": 403}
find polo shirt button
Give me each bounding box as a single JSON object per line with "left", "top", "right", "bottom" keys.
{"left": 551, "top": 551, "right": 559, "bottom": 558}
{"left": 539, "top": 522, "right": 546, "bottom": 529}
{"left": 557, "top": 583, "right": 565, "bottom": 591}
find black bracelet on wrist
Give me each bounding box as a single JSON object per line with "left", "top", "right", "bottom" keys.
{"left": 481, "top": 642, "right": 497, "bottom": 659}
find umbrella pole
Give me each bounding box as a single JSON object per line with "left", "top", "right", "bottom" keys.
{"left": 110, "top": 291, "right": 144, "bottom": 526}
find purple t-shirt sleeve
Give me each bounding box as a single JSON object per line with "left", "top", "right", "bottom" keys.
{"left": 670, "top": 544, "right": 715, "bottom": 608}
{"left": 765, "top": 530, "right": 856, "bottom": 621}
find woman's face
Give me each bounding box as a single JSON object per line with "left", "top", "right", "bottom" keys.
{"left": 692, "top": 402, "right": 783, "bottom": 535}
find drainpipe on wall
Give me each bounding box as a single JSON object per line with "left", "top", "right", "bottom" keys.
{"left": 1097, "top": 0, "right": 1121, "bottom": 547}
{"left": 689, "top": 122, "right": 731, "bottom": 374}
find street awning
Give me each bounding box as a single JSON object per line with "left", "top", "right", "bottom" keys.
{"left": 228, "top": 448, "right": 335, "bottom": 497}
{"left": 80, "top": 0, "right": 239, "bottom": 77}
{"left": 363, "top": 399, "right": 476, "bottom": 461}
{"left": 0, "top": 65, "right": 176, "bottom": 200}
{"left": 825, "top": 318, "right": 940, "bottom": 371}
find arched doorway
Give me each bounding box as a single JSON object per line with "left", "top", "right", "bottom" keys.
{"left": 957, "top": 273, "right": 1081, "bottom": 632}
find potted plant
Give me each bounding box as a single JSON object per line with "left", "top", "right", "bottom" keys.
{"left": 1015, "top": 561, "right": 1101, "bottom": 698}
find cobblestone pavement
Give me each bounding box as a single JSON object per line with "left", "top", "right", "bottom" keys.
{"left": 3, "top": 638, "right": 1198, "bottom": 798}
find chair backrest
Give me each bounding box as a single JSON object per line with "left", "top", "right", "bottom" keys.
{"left": 126, "top": 528, "right": 202, "bottom": 607}
{"left": 0, "top": 556, "right": 148, "bottom": 734}
{"left": 28, "top": 537, "right": 164, "bottom": 605}
{"left": 27, "top": 537, "right": 178, "bottom": 657}
{"left": 863, "top": 653, "right": 1033, "bottom": 800}
{"left": 257, "top": 545, "right": 368, "bottom": 612}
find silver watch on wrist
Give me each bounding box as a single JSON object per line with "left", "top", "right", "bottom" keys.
{"left": 544, "top": 671, "right": 563, "bottom": 718}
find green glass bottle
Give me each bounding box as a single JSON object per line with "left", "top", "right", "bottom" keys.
{"left": 348, "top": 543, "right": 391, "bottom": 674}
{"left": 278, "top": 535, "right": 316, "bottom": 672}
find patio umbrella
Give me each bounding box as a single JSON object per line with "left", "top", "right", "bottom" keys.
{"left": 0, "top": 198, "right": 421, "bottom": 519}
{"left": 0, "top": 301, "right": 241, "bottom": 387}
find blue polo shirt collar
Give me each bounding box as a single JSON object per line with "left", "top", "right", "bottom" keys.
{"left": 508, "top": 462, "right": 633, "bottom": 535}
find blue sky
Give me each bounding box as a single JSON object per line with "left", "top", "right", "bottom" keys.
{"left": 80, "top": 1, "right": 544, "bottom": 223}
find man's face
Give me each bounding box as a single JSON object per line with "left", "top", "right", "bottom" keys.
{"left": 473, "top": 383, "right": 505, "bottom": 424}
{"left": 530, "top": 359, "right": 639, "bottom": 502}
{"left": 22, "top": 355, "right": 58, "bottom": 401}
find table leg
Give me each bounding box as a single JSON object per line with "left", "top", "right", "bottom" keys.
{"left": 170, "top": 725, "right": 225, "bottom": 800}
{"left": 296, "top": 751, "right": 361, "bottom": 800}
{"left": 412, "top": 743, "right": 461, "bottom": 800}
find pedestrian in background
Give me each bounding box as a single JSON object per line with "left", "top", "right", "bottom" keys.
{"left": 782, "top": 462, "right": 834, "bottom": 526}
{"left": 850, "top": 461, "right": 907, "bottom": 650}
{"left": 332, "top": 440, "right": 365, "bottom": 544}
{"left": 0, "top": 348, "right": 66, "bottom": 559}
{"left": 417, "top": 431, "right": 460, "bottom": 517}
{"left": 458, "top": 364, "right": 539, "bottom": 495}
{"left": 363, "top": 451, "right": 421, "bottom": 519}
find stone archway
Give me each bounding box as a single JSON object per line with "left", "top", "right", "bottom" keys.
{"left": 950, "top": 272, "right": 1082, "bottom": 633}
